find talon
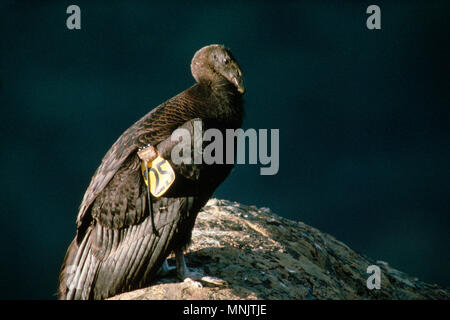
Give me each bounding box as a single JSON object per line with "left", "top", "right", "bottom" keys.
{"left": 175, "top": 249, "right": 226, "bottom": 287}
{"left": 157, "top": 260, "right": 176, "bottom": 277}
{"left": 184, "top": 278, "right": 203, "bottom": 288}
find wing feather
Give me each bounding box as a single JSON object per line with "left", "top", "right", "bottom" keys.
{"left": 59, "top": 112, "right": 235, "bottom": 299}
{"left": 75, "top": 89, "right": 207, "bottom": 233}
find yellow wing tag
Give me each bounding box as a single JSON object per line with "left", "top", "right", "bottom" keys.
{"left": 141, "top": 155, "right": 176, "bottom": 197}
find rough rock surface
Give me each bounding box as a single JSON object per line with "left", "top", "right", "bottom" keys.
{"left": 110, "top": 199, "right": 449, "bottom": 300}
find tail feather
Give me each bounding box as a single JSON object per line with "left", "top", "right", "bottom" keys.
{"left": 58, "top": 229, "right": 99, "bottom": 300}
{"left": 57, "top": 197, "right": 197, "bottom": 299}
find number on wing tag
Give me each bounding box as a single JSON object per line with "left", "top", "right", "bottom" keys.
{"left": 141, "top": 155, "right": 176, "bottom": 197}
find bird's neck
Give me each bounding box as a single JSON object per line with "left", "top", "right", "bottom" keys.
{"left": 198, "top": 77, "right": 239, "bottom": 102}
{"left": 192, "top": 80, "right": 244, "bottom": 126}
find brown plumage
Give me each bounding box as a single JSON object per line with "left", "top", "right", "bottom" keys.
{"left": 57, "top": 44, "right": 245, "bottom": 300}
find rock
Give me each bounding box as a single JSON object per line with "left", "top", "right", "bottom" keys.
{"left": 109, "top": 199, "right": 449, "bottom": 300}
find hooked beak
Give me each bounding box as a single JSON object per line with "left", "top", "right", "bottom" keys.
{"left": 233, "top": 76, "right": 245, "bottom": 94}
{"left": 230, "top": 64, "right": 245, "bottom": 94}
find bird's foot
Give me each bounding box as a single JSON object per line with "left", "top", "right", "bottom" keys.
{"left": 175, "top": 249, "right": 227, "bottom": 287}
{"left": 178, "top": 268, "right": 227, "bottom": 287}
{"left": 156, "top": 260, "right": 176, "bottom": 277}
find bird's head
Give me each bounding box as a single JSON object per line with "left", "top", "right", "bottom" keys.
{"left": 191, "top": 44, "right": 245, "bottom": 94}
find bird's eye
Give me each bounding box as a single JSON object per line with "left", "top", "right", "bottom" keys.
{"left": 224, "top": 57, "right": 230, "bottom": 64}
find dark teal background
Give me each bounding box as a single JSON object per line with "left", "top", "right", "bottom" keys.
{"left": 0, "top": 1, "right": 448, "bottom": 299}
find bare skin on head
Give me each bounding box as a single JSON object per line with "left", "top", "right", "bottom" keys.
{"left": 191, "top": 44, "right": 245, "bottom": 94}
